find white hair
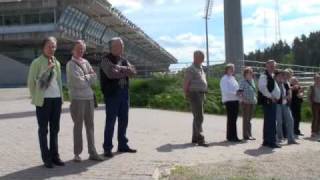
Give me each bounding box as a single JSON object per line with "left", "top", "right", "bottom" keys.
{"left": 109, "top": 37, "right": 124, "bottom": 51}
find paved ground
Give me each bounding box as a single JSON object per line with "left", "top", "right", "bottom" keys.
{"left": 0, "top": 88, "right": 319, "bottom": 180}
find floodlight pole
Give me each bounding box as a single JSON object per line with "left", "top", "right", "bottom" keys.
{"left": 205, "top": 14, "right": 210, "bottom": 77}
{"left": 204, "top": 0, "right": 213, "bottom": 78}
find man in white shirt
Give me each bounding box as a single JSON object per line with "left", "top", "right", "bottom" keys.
{"left": 258, "top": 60, "right": 281, "bottom": 148}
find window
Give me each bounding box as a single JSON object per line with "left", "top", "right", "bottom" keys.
{"left": 4, "top": 15, "right": 21, "bottom": 26}
{"left": 40, "top": 12, "right": 54, "bottom": 24}
{"left": 24, "top": 14, "right": 39, "bottom": 25}
{"left": 0, "top": 16, "right": 3, "bottom": 26}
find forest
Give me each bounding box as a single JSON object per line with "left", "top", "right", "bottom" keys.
{"left": 245, "top": 31, "right": 320, "bottom": 67}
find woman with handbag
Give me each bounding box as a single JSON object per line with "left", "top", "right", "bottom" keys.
{"left": 239, "top": 67, "right": 257, "bottom": 141}
{"left": 27, "top": 36, "right": 65, "bottom": 168}
{"left": 66, "top": 40, "right": 104, "bottom": 162}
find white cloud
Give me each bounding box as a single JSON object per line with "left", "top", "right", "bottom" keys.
{"left": 158, "top": 33, "right": 225, "bottom": 63}
{"left": 243, "top": 14, "right": 320, "bottom": 55}
{"left": 242, "top": 0, "right": 320, "bottom": 54}
{"left": 109, "top": 0, "right": 320, "bottom": 63}
{"left": 243, "top": 7, "right": 274, "bottom": 27}
{"left": 108, "top": 0, "right": 182, "bottom": 13}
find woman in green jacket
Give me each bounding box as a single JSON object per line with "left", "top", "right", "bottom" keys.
{"left": 27, "top": 36, "right": 65, "bottom": 168}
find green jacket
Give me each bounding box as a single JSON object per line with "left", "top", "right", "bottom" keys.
{"left": 27, "top": 55, "right": 64, "bottom": 107}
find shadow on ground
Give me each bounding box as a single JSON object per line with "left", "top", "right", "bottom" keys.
{"left": 244, "top": 146, "right": 274, "bottom": 157}
{"left": 0, "top": 159, "right": 104, "bottom": 180}
{"left": 208, "top": 140, "right": 246, "bottom": 147}
{"left": 156, "top": 140, "right": 246, "bottom": 152}
{"left": 156, "top": 143, "right": 195, "bottom": 152}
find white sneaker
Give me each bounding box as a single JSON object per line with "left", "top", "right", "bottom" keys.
{"left": 73, "top": 155, "right": 82, "bottom": 162}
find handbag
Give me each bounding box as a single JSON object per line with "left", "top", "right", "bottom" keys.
{"left": 73, "top": 60, "right": 98, "bottom": 108}
{"left": 38, "top": 69, "right": 54, "bottom": 90}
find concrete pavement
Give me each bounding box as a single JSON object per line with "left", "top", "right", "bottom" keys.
{"left": 0, "top": 88, "right": 319, "bottom": 180}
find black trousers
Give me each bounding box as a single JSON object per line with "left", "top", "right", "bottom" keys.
{"left": 36, "top": 98, "right": 62, "bottom": 163}
{"left": 291, "top": 103, "right": 302, "bottom": 135}
{"left": 225, "top": 101, "right": 239, "bottom": 141}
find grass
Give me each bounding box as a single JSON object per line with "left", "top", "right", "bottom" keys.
{"left": 168, "top": 162, "right": 283, "bottom": 180}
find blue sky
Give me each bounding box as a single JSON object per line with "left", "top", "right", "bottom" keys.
{"left": 109, "top": 0, "right": 320, "bottom": 64}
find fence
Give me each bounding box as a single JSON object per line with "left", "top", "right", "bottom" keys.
{"left": 133, "top": 60, "right": 320, "bottom": 97}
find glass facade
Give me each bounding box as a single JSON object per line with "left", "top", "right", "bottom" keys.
{"left": 3, "top": 15, "right": 21, "bottom": 26}
{"left": 85, "top": 20, "right": 105, "bottom": 42}
{"left": 24, "top": 14, "right": 39, "bottom": 25}
{"left": 40, "top": 12, "right": 54, "bottom": 24}
{"left": 58, "top": 7, "right": 89, "bottom": 38}
{"left": 0, "top": 9, "right": 55, "bottom": 26}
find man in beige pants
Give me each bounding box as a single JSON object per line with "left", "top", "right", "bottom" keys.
{"left": 184, "top": 51, "right": 208, "bottom": 147}
{"left": 66, "top": 40, "right": 103, "bottom": 162}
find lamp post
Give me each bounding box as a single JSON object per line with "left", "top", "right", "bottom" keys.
{"left": 204, "top": 0, "right": 213, "bottom": 77}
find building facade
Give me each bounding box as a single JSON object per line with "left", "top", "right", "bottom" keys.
{"left": 0, "top": 0, "right": 177, "bottom": 87}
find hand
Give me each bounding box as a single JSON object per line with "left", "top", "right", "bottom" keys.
{"left": 89, "top": 69, "right": 96, "bottom": 75}
{"left": 271, "top": 98, "right": 278, "bottom": 103}
{"left": 48, "top": 57, "right": 55, "bottom": 69}
{"left": 237, "top": 91, "right": 243, "bottom": 97}
{"left": 128, "top": 65, "right": 137, "bottom": 74}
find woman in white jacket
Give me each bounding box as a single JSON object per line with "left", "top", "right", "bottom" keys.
{"left": 220, "top": 64, "right": 241, "bottom": 142}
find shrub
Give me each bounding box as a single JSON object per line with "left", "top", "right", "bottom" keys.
{"left": 62, "top": 74, "right": 312, "bottom": 122}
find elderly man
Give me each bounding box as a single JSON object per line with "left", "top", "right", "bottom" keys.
{"left": 100, "top": 37, "right": 137, "bottom": 157}
{"left": 184, "top": 50, "right": 208, "bottom": 147}
{"left": 258, "top": 60, "right": 281, "bottom": 148}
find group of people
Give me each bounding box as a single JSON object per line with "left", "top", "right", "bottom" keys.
{"left": 27, "top": 36, "right": 319, "bottom": 168}
{"left": 184, "top": 52, "right": 319, "bottom": 149}
{"left": 27, "top": 36, "right": 136, "bottom": 168}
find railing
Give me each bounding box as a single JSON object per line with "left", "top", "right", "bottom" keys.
{"left": 243, "top": 60, "right": 320, "bottom": 89}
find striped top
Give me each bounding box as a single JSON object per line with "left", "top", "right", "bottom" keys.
{"left": 239, "top": 79, "right": 257, "bottom": 104}
{"left": 184, "top": 64, "right": 208, "bottom": 92}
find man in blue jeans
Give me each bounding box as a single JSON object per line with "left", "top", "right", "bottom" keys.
{"left": 100, "top": 37, "right": 137, "bottom": 157}
{"left": 258, "top": 60, "right": 281, "bottom": 148}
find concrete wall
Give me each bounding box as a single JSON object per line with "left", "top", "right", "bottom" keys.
{"left": 0, "top": 54, "right": 29, "bottom": 87}
{"left": 224, "top": 0, "right": 244, "bottom": 74}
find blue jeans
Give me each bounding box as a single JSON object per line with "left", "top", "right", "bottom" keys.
{"left": 103, "top": 88, "right": 129, "bottom": 151}
{"left": 263, "top": 103, "right": 277, "bottom": 145}
{"left": 276, "top": 104, "right": 295, "bottom": 142}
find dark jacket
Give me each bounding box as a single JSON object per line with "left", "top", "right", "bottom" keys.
{"left": 100, "top": 53, "right": 130, "bottom": 97}
{"left": 258, "top": 70, "right": 275, "bottom": 105}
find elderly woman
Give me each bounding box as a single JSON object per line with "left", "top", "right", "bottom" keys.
{"left": 66, "top": 40, "right": 104, "bottom": 162}
{"left": 27, "top": 37, "right": 65, "bottom": 168}
{"left": 239, "top": 67, "right": 257, "bottom": 140}
{"left": 220, "top": 64, "right": 241, "bottom": 142}
{"left": 290, "top": 77, "right": 304, "bottom": 136}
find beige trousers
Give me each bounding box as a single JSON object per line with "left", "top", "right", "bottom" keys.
{"left": 70, "top": 99, "right": 98, "bottom": 156}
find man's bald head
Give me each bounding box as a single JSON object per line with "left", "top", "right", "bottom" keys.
{"left": 193, "top": 50, "right": 205, "bottom": 65}
{"left": 265, "top": 59, "right": 277, "bottom": 73}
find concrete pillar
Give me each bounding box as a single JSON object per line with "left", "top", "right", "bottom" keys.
{"left": 224, "top": 0, "right": 244, "bottom": 74}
